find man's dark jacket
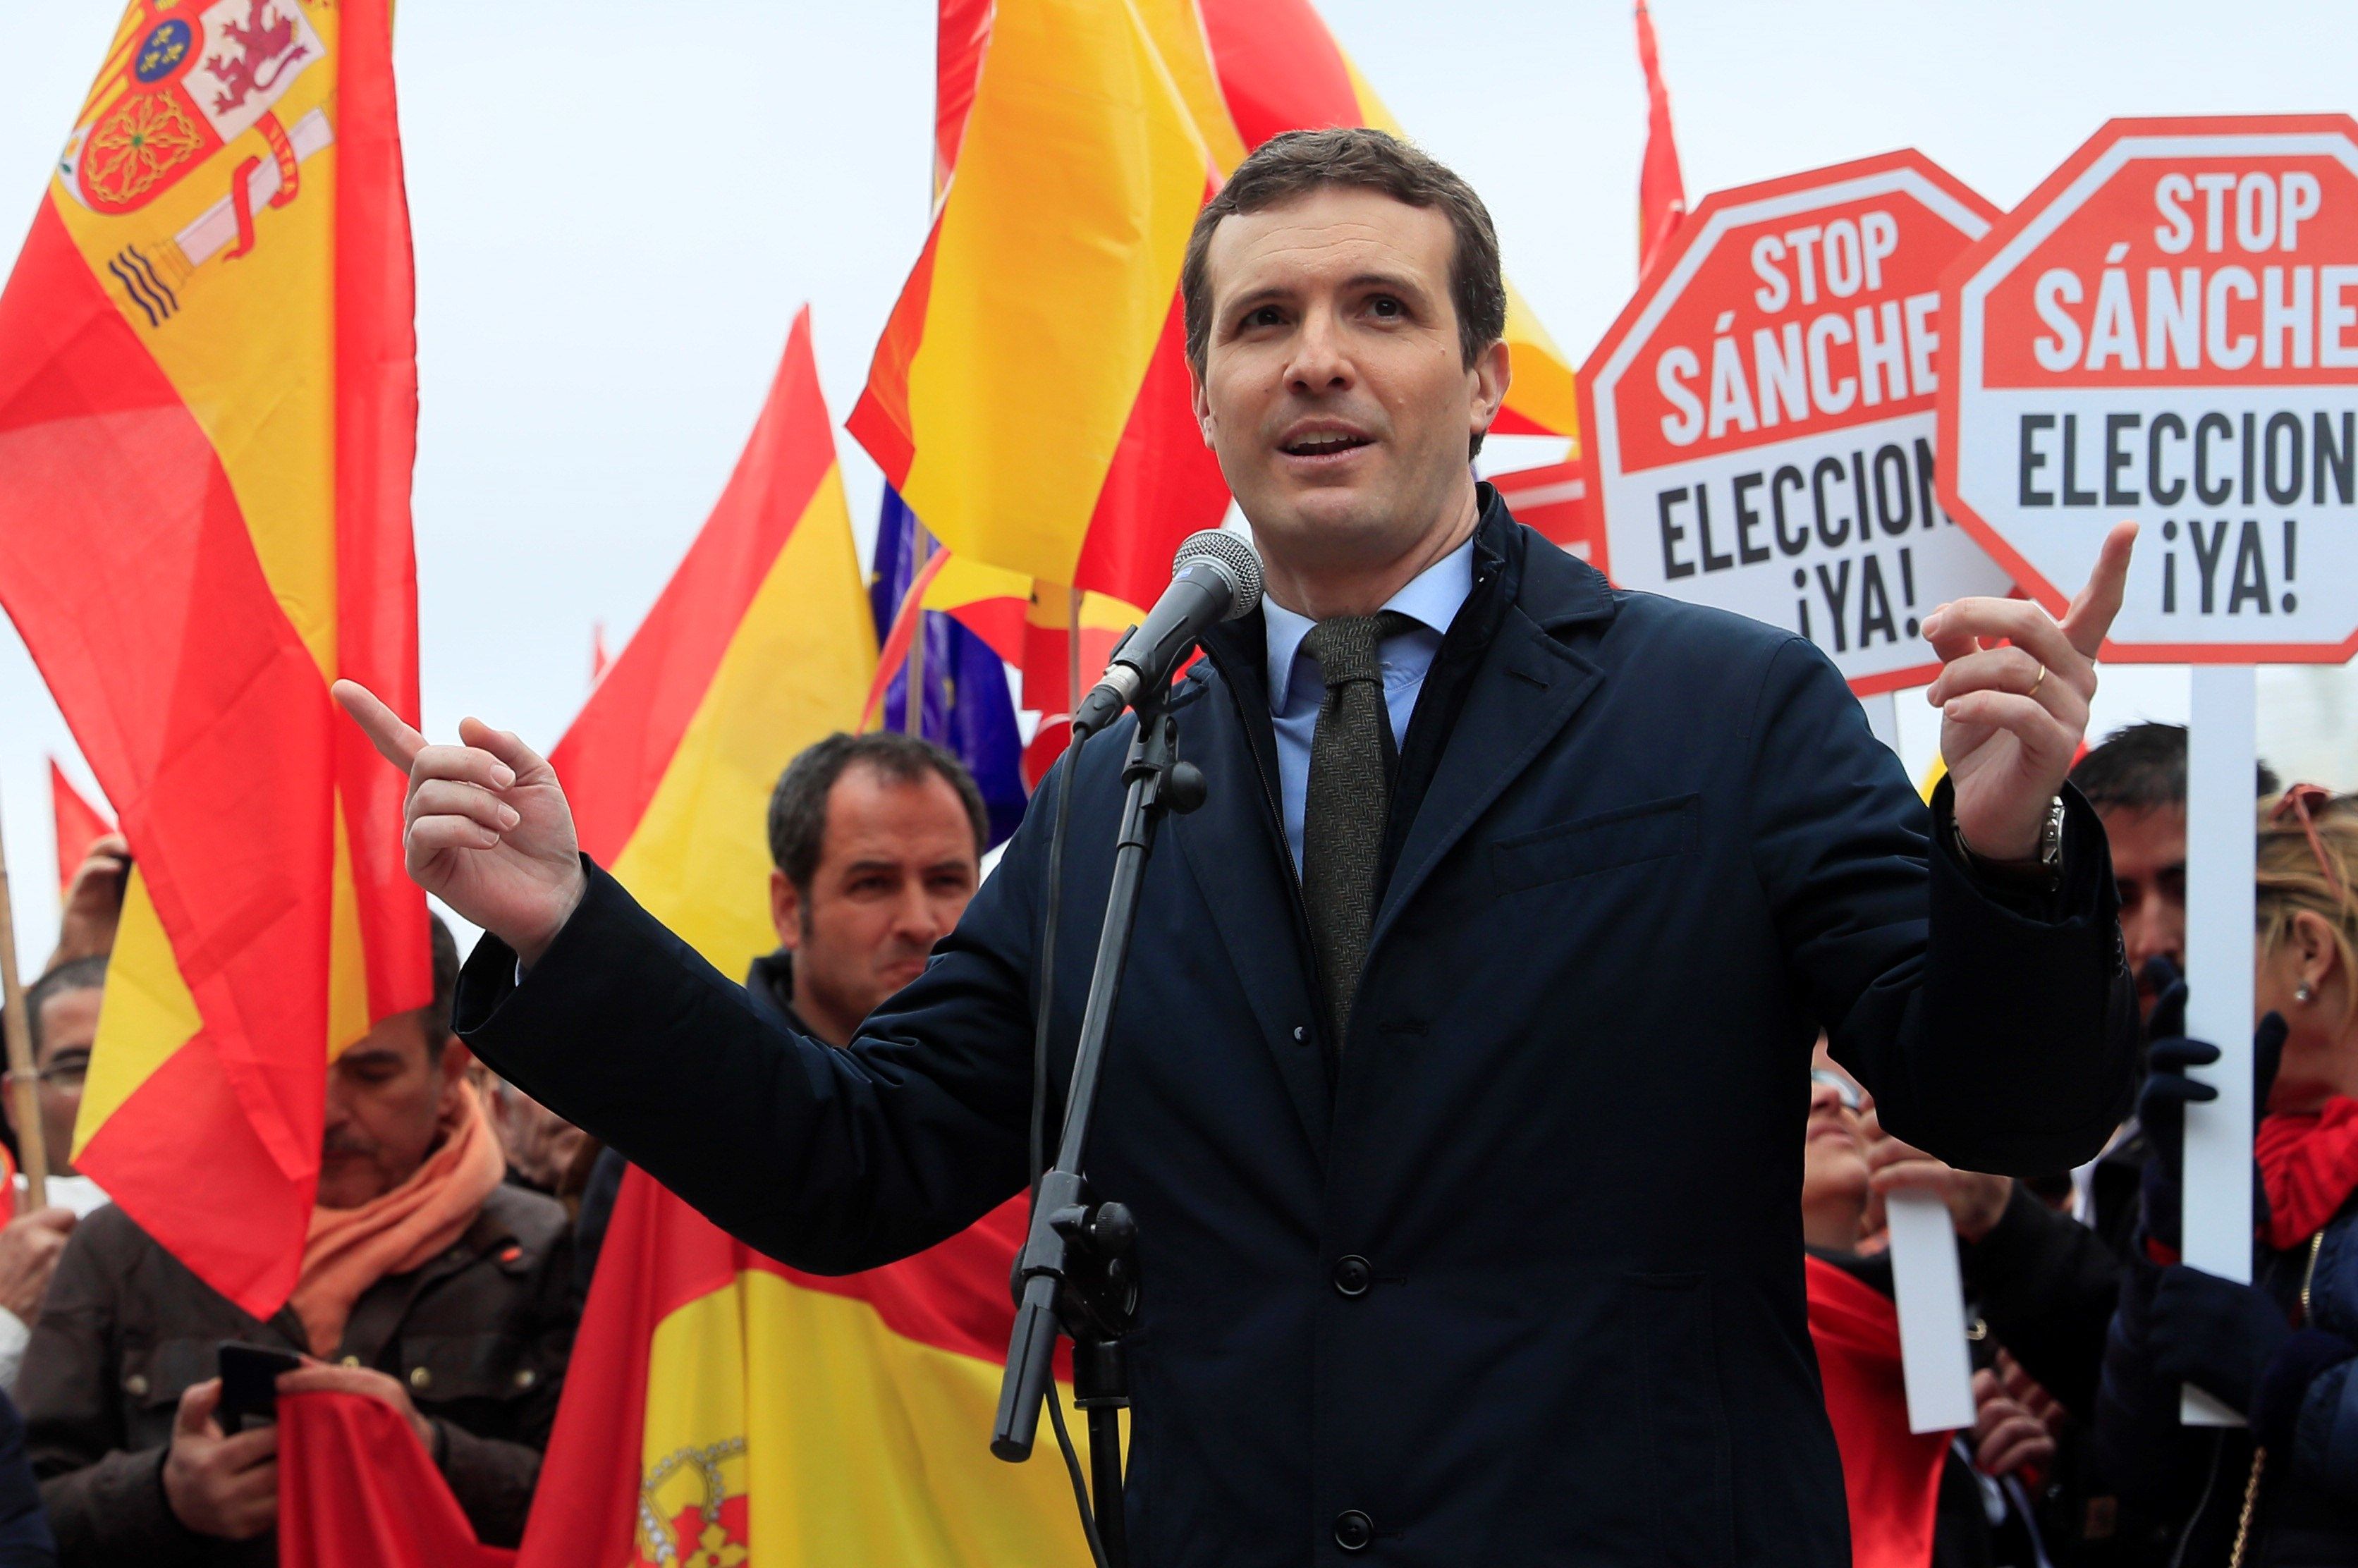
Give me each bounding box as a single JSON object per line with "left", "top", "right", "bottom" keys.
{"left": 20, "top": 1186, "right": 575, "bottom": 1564}
{"left": 460, "top": 496, "right": 2139, "bottom": 1567}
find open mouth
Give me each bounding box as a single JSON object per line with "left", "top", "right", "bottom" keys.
{"left": 1280, "top": 430, "right": 1374, "bottom": 460}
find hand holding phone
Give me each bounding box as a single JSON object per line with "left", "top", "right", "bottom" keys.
{"left": 214, "top": 1341, "right": 301, "bottom": 1433}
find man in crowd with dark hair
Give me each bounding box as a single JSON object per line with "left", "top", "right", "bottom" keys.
{"left": 0, "top": 957, "right": 114, "bottom": 1393}
{"left": 20, "top": 917, "right": 578, "bottom": 1564}
{"left": 2070, "top": 721, "right": 2280, "bottom": 1024}
{"left": 752, "top": 730, "right": 989, "bottom": 1048}
{"left": 574, "top": 731, "right": 990, "bottom": 1282}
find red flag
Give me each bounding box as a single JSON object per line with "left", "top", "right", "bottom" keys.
{"left": 1804, "top": 1256, "right": 1953, "bottom": 1568}
{"left": 47, "top": 759, "right": 113, "bottom": 893}
{"left": 276, "top": 1391, "right": 515, "bottom": 1568}
{"left": 1635, "top": 0, "right": 1687, "bottom": 278}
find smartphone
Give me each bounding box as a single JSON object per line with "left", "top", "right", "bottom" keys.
{"left": 216, "top": 1341, "right": 300, "bottom": 1433}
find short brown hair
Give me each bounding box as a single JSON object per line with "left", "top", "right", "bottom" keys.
{"left": 767, "top": 732, "right": 989, "bottom": 896}
{"left": 1180, "top": 128, "right": 1508, "bottom": 448}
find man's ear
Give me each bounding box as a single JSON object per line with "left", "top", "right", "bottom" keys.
{"left": 1470, "top": 338, "right": 1512, "bottom": 437}
{"left": 1189, "top": 362, "right": 1215, "bottom": 448}
{"left": 439, "top": 1038, "right": 472, "bottom": 1086}
{"left": 770, "top": 868, "right": 803, "bottom": 951}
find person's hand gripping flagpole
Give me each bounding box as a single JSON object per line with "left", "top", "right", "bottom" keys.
{"left": 333, "top": 681, "right": 586, "bottom": 968}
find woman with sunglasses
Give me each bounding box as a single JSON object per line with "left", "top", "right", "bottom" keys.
{"left": 2096, "top": 787, "right": 2358, "bottom": 1567}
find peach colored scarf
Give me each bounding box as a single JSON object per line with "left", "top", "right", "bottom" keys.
{"left": 289, "top": 1083, "right": 505, "bottom": 1356}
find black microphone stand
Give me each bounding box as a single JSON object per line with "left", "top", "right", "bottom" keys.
{"left": 991, "top": 670, "right": 1205, "bottom": 1568}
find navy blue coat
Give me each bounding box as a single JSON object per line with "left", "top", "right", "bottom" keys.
{"left": 459, "top": 496, "right": 2138, "bottom": 1567}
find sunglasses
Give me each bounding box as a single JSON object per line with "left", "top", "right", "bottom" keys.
{"left": 2273, "top": 783, "right": 2352, "bottom": 911}
{"left": 1809, "top": 1068, "right": 1862, "bottom": 1113}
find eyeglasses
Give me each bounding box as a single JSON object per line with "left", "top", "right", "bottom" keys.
{"left": 4, "top": 1060, "right": 87, "bottom": 1092}
{"left": 2272, "top": 783, "right": 2352, "bottom": 912}
{"left": 1809, "top": 1068, "right": 1862, "bottom": 1112}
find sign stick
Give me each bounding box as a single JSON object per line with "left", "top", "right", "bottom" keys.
{"left": 0, "top": 788, "right": 50, "bottom": 1211}
{"left": 1859, "top": 690, "right": 1902, "bottom": 755}
{"left": 1886, "top": 1189, "right": 1979, "bottom": 1432}
{"left": 2182, "top": 666, "right": 2259, "bottom": 1426}
{"left": 1858, "top": 687, "right": 1979, "bottom": 1432}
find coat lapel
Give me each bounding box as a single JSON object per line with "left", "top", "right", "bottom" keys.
{"left": 1370, "top": 539, "right": 1614, "bottom": 953}
{"left": 1168, "top": 657, "right": 1335, "bottom": 1157}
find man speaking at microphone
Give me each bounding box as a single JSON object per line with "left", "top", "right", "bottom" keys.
{"left": 340, "top": 128, "right": 2139, "bottom": 1565}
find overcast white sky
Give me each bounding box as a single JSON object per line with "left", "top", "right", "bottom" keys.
{"left": 4, "top": 0, "right": 2357, "bottom": 972}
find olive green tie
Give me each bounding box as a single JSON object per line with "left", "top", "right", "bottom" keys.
{"left": 1298, "top": 611, "right": 1416, "bottom": 1046}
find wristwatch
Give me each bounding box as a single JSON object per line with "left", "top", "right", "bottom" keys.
{"left": 1950, "top": 795, "right": 2065, "bottom": 888}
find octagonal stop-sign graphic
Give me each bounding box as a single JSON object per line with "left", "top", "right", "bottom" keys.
{"left": 1579, "top": 150, "right": 2014, "bottom": 693}
{"left": 1941, "top": 116, "right": 2358, "bottom": 661}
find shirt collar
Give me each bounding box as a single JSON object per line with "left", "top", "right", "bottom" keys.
{"left": 1263, "top": 534, "right": 1477, "bottom": 712}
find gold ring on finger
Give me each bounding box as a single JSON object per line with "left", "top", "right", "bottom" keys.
{"left": 2029, "top": 663, "right": 2047, "bottom": 697}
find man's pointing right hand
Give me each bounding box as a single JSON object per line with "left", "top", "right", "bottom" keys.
{"left": 333, "top": 680, "right": 586, "bottom": 967}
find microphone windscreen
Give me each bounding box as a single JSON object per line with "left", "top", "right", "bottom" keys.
{"left": 1173, "top": 529, "right": 1264, "bottom": 620}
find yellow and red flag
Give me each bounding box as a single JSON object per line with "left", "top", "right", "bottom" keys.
{"left": 522, "top": 1174, "right": 1093, "bottom": 1567}
{"left": 849, "top": 0, "right": 1230, "bottom": 616}
{"left": 0, "top": 0, "right": 427, "bottom": 1316}
{"left": 523, "top": 312, "right": 1089, "bottom": 1562}
{"left": 549, "top": 305, "right": 872, "bottom": 965}
{"left": 49, "top": 760, "right": 116, "bottom": 893}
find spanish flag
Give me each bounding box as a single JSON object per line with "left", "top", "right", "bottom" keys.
{"left": 520, "top": 312, "right": 1089, "bottom": 1564}
{"left": 932, "top": 0, "right": 1582, "bottom": 444}
{"left": 548, "top": 305, "right": 872, "bottom": 966}
{"left": 849, "top": 0, "right": 1230, "bottom": 614}
{"left": 0, "top": 0, "right": 427, "bottom": 1316}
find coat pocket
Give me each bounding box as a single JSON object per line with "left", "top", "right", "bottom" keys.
{"left": 1631, "top": 1271, "right": 1734, "bottom": 1568}
{"left": 1491, "top": 794, "right": 1699, "bottom": 895}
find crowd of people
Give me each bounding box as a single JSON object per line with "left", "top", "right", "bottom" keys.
{"left": 0, "top": 725, "right": 991, "bottom": 1564}
{"left": 0, "top": 714, "right": 2345, "bottom": 1566}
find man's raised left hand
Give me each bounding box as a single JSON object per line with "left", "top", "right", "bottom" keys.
{"left": 1924, "top": 520, "right": 2136, "bottom": 862}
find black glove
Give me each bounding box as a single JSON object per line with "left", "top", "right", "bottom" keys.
{"left": 2252, "top": 1327, "right": 2358, "bottom": 1454}
{"left": 2138, "top": 1012, "right": 2289, "bottom": 1250}
{"left": 2149, "top": 1263, "right": 2294, "bottom": 1416}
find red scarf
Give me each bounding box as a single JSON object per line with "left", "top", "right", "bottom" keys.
{"left": 2257, "top": 1095, "right": 2358, "bottom": 1250}
{"left": 1805, "top": 1256, "right": 1953, "bottom": 1568}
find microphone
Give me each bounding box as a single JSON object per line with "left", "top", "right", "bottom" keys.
{"left": 1070, "top": 529, "right": 1263, "bottom": 740}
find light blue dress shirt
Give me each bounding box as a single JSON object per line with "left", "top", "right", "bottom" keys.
{"left": 1262, "top": 537, "right": 1476, "bottom": 874}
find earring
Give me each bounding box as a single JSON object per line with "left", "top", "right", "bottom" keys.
{"left": 2298, "top": 984, "right": 2317, "bottom": 1003}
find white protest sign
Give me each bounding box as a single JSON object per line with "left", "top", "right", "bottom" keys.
{"left": 1578, "top": 150, "right": 2016, "bottom": 693}
{"left": 1940, "top": 116, "right": 2358, "bottom": 661}
{"left": 1940, "top": 115, "right": 2358, "bottom": 1425}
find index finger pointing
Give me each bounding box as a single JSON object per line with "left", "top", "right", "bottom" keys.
{"left": 332, "top": 679, "right": 426, "bottom": 773}
{"left": 2059, "top": 520, "right": 2137, "bottom": 661}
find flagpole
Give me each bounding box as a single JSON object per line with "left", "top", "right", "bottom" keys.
{"left": 904, "top": 527, "right": 932, "bottom": 737}
{"left": 0, "top": 788, "right": 51, "bottom": 1211}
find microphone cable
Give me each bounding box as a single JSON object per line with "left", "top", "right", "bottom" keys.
{"left": 1026, "top": 728, "right": 1113, "bottom": 1568}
